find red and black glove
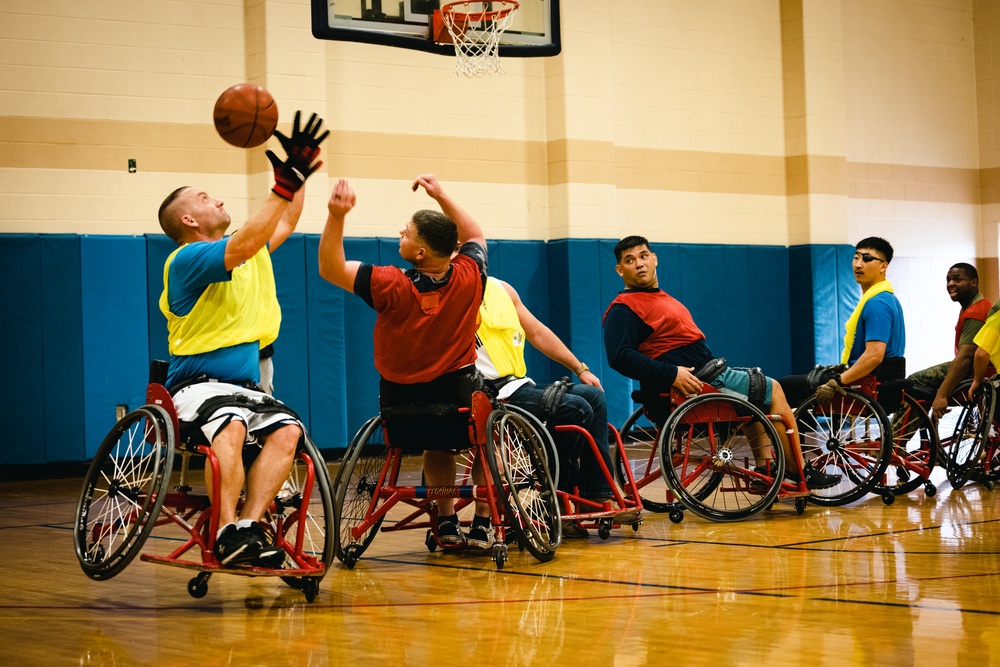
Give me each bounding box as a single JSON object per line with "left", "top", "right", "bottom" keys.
{"left": 269, "top": 110, "right": 329, "bottom": 200}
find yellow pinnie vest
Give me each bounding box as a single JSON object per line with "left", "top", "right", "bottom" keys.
{"left": 477, "top": 277, "right": 527, "bottom": 378}
{"left": 159, "top": 244, "right": 280, "bottom": 356}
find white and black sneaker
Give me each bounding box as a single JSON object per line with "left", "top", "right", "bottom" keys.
{"left": 465, "top": 518, "right": 495, "bottom": 550}
{"left": 436, "top": 515, "right": 466, "bottom": 546}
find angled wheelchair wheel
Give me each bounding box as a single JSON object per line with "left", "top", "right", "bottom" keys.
{"left": 795, "top": 389, "right": 892, "bottom": 506}
{"left": 946, "top": 382, "right": 995, "bottom": 489}
{"left": 615, "top": 407, "right": 674, "bottom": 512}
{"left": 659, "top": 394, "right": 785, "bottom": 522}
{"left": 333, "top": 416, "right": 391, "bottom": 567}
{"left": 275, "top": 432, "right": 335, "bottom": 596}
{"left": 74, "top": 405, "right": 175, "bottom": 581}
{"left": 880, "top": 393, "right": 940, "bottom": 496}
{"left": 487, "top": 410, "right": 561, "bottom": 562}
{"left": 935, "top": 379, "right": 973, "bottom": 467}
{"left": 503, "top": 403, "right": 560, "bottom": 489}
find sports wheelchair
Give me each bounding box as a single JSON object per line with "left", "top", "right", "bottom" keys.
{"left": 945, "top": 376, "right": 1000, "bottom": 490}
{"left": 792, "top": 374, "right": 896, "bottom": 506}
{"left": 502, "top": 404, "right": 642, "bottom": 540}
{"left": 616, "top": 382, "right": 811, "bottom": 523}
{"left": 74, "top": 372, "right": 335, "bottom": 602}
{"left": 333, "top": 391, "right": 561, "bottom": 570}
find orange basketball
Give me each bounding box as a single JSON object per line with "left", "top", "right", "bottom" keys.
{"left": 213, "top": 84, "right": 279, "bottom": 148}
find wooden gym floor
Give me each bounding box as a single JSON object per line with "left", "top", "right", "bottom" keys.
{"left": 1, "top": 461, "right": 998, "bottom": 666}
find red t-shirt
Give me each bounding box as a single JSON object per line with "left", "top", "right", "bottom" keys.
{"left": 367, "top": 251, "right": 484, "bottom": 384}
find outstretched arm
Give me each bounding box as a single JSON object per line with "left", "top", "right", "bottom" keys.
{"left": 269, "top": 186, "right": 305, "bottom": 253}
{"left": 412, "top": 174, "right": 485, "bottom": 247}
{"left": 502, "top": 280, "right": 601, "bottom": 388}
{"left": 318, "top": 179, "right": 362, "bottom": 293}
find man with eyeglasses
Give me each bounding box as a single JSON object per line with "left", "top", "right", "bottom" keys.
{"left": 780, "top": 236, "right": 906, "bottom": 406}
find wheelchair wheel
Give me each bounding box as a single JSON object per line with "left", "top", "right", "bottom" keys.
{"left": 795, "top": 388, "right": 892, "bottom": 506}
{"left": 74, "top": 405, "right": 175, "bottom": 581}
{"left": 880, "top": 393, "right": 940, "bottom": 496}
{"left": 503, "top": 403, "right": 560, "bottom": 489}
{"left": 333, "top": 416, "right": 390, "bottom": 567}
{"left": 659, "top": 394, "right": 785, "bottom": 522}
{"left": 615, "top": 407, "right": 673, "bottom": 512}
{"left": 486, "top": 410, "right": 560, "bottom": 562}
{"left": 275, "top": 432, "right": 335, "bottom": 593}
{"left": 946, "top": 381, "right": 995, "bottom": 489}
{"left": 935, "top": 379, "right": 973, "bottom": 467}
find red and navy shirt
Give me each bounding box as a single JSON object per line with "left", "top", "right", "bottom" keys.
{"left": 355, "top": 241, "right": 487, "bottom": 384}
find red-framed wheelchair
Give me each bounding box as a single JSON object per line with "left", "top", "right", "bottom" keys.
{"left": 946, "top": 377, "right": 1000, "bottom": 490}
{"left": 74, "top": 381, "right": 335, "bottom": 602}
{"left": 503, "top": 405, "right": 642, "bottom": 540}
{"left": 793, "top": 375, "right": 895, "bottom": 506}
{"left": 333, "top": 391, "right": 561, "bottom": 570}
{"left": 616, "top": 384, "right": 811, "bottom": 523}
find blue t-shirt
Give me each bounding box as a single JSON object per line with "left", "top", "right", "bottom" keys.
{"left": 164, "top": 240, "right": 260, "bottom": 387}
{"left": 848, "top": 291, "right": 906, "bottom": 363}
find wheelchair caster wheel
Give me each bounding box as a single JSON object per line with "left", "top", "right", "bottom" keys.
{"left": 492, "top": 543, "right": 507, "bottom": 569}
{"left": 631, "top": 521, "right": 640, "bottom": 532}
{"left": 984, "top": 479, "right": 996, "bottom": 492}
{"left": 598, "top": 519, "right": 612, "bottom": 540}
{"left": 794, "top": 498, "right": 807, "bottom": 515}
{"left": 425, "top": 529, "right": 438, "bottom": 552}
{"left": 924, "top": 482, "right": 936, "bottom": 497}
{"left": 188, "top": 573, "right": 210, "bottom": 599}
{"left": 282, "top": 576, "right": 320, "bottom": 602}
{"left": 881, "top": 491, "right": 895, "bottom": 506}
{"left": 342, "top": 545, "right": 361, "bottom": 569}
{"left": 300, "top": 578, "right": 320, "bottom": 603}
{"left": 669, "top": 510, "right": 684, "bottom": 524}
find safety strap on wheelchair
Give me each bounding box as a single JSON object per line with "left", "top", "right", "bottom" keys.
{"left": 694, "top": 357, "right": 727, "bottom": 383}
{"left": 538, "top": 377, "right": 572, "bottom": 423}
{"left": 744, "top": 367, "right": 767, "bottom": 409}
{"left": 179, "top": 390, "right": 301, "bottom": 451}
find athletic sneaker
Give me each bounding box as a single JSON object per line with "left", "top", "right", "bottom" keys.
{"left": 214, "top": 524, "right": 263, "bottom": 567}
{"left": 788, "top": 463, "right": 842, "bottom": 490}
{"left": 436, "top": 515, "right": 466, "bottom": 546}
{"left": 465, "top": 519, "right": 495, "bottom": 550}
{"left": 561, "top": 522, "right": 590, "bottom": 538}
{"left": 243, "top": 522, "right": 285, "bottom": 568}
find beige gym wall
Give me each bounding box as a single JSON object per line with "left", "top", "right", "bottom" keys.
{"left": 0, "top": 2, "right": 996, "bottom": 297}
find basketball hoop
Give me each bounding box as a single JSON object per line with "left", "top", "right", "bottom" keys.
{"left": 438, "top": 1, "right": 519, "bottom": 78}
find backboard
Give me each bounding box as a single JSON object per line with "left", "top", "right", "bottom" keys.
{"left": 311, "top": 0, "right": 560, "bottom": 57}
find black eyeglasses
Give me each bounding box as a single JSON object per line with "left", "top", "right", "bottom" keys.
{"left": 854, "top": 252, "right": 886, "bottom": 264}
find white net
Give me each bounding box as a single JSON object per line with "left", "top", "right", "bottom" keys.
{"left": 441, "top": 1, "right": 519, "bottom": 78}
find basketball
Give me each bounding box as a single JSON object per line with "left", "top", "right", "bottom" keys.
{"left": 213, "top": 84, "right": 279, "bottom": 148}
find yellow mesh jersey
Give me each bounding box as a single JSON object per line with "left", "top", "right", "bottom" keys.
{"left": 477, "top": 277, "right": 527, "bottom": 378}
{"left": 159, "top": 245, "right": 280, "bottom": 356}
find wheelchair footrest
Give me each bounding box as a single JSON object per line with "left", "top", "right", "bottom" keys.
{"left": 141, "top": 553, "right": 325, "bottom": 577}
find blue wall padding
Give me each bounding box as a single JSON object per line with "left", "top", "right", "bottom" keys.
{"left": 0, "top": 233, "right": 859, "bottom": 466}
{"left": 0, "top": 236, "right": 45, "bottom": 465}
{"left": 41, "top": 236, "right": 84, "bottom": 463}
{"left": 304, "top": 236, "right": 350, "bottom": 451}
{"left": 145, "top": 234, "right": 175, "bottom": 364}
{"left": 487, "top": 240, "right": 551, "bottom": 380}
{"left": 270, "top": 236, "right": 310, "bottom": 424}
{"left": 80, "top": 236, "right": 149, "bottom": 459}
{"left": 788, "top": 245, "right": 818, "bottom": 372}
{"left": 836, "top": 245, "right": 862, "bottom": 361}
